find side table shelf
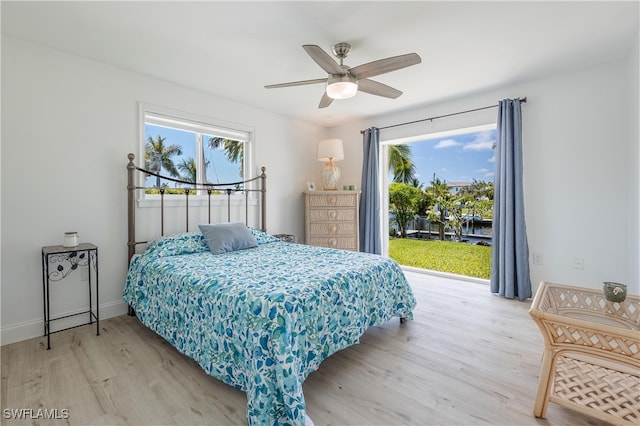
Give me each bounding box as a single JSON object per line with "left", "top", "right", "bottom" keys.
{"left": 42, "top": 243, "right": 99, "bottom": 349}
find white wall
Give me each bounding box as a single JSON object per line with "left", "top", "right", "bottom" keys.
{"left": 334, "top": 56, "right": 639, "bottom": 296}
{"left": 1, "top": 36, "right": 325, "bottom": 344}
{"left": 628, "top": 32, "right": 639, "bottom": 292}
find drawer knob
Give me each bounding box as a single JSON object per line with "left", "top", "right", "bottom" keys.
{"left": 328, "top": 238, "right": 338, "bottom": 247}
{"left": 328, "top": 196, "right": 337, "bottom": 205}
{"left": 328, "top": 210, "right": 337, "bottom": 220}
{"left": 329, "top": 224, "right": 338, "bottom": 233}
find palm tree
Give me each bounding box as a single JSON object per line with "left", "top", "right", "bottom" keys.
{"left": 145, "top": 135, "right": 183, "bottom": 187}
{"left": 178, "top": 158, "right": 197, "bottom": 183}
{"left": 388, "top": 144, "right": 416, "bottom": 184}
{"left": 460, "top": 179, "right": 494, "bottom": 232}
{"left": 208, "top": 137, "right": 244, "bottom": 180}
{"left": 426, "top": 178, "right": 452, "bottom": 240}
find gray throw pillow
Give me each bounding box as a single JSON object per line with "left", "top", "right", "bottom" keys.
{"left": 199, "top": 222, "right": 258, "bottom": 255}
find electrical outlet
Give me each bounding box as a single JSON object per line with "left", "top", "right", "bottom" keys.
{"left": 533, "top": 252, "right": 543, "bottom": 265}
{"left": 572, "top": 257, "right": 584, "bottom": 270}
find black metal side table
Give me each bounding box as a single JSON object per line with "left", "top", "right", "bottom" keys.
{"left": 41, "top": 243, "right": 99, "bottom": 349}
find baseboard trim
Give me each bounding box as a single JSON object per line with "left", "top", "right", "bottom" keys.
{"left": 401, "top": 265, "right": 490, "bottom": 285}
{"left": 1, "top": 300, "right": 129, "bottom": 346}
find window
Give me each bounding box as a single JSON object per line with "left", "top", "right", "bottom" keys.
{"left": 383, "top": 124, "right": 496, "bottom": 279}
{"left": 141, "top": 104, "right": 253, "bottom": 194}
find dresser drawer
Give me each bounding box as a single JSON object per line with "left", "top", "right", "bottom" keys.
{"left": 308, "top": 208, "right": 356, "bottom": 223}
{"left": 308, "top": 237, "right": 358, "bottom": 251}
{"left": 307, "top": 193, "right": 357, "bottom": 208}
{"left": 305, "top": 191, "right": 360, "bottom": 251}
{"left": 308, "top": 222, "right": 357, "bottom": 236}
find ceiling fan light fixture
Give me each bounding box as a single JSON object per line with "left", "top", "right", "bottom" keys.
{"left": 326, "top": 73, "right": 358, "bottom": 99}
{"left": 266, "top": 43, "right": 421, "bottom": 108}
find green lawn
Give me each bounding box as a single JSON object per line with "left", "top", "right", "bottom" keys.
{"left": 388, "top": 238, "right": 491, "bottom": 279}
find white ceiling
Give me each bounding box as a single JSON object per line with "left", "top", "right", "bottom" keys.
{"left": 2, "top": 1, "right": 638, "bottom": 127}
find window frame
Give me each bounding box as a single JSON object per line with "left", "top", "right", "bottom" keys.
{"left": 138, "top": 103, "right": 255, "bottom": 203}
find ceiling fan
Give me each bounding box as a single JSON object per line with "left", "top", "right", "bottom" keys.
{"left": 264, "top": 42, "right": 421, "bottom": 108}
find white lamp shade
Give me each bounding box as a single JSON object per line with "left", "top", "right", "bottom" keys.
{"left": 326, "top": 74, "right": 358, "bottom": 100}
{"left": 317, "top": 138, "right": 344, "bottom": 162}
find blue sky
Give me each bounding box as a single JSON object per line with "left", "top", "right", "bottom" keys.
{"left": 145, "top": 124, "right": 241, "bottom": 185}
{"left": 147, "top": 124, "right": 496, "bottom": 187}
{"left": 404, "top": 128, "right": 497, "bottom": 185}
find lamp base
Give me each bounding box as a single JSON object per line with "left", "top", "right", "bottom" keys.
{"left": 321, "top": 162, "right": 340, "bottom": 190}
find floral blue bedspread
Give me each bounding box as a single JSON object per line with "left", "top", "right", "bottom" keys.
{"left": 123, "top": 231, "right": 416, "bottom": 425}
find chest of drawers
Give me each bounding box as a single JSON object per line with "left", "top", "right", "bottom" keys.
{"left": 305, "top": 191, "right": 359, "bottom": 251}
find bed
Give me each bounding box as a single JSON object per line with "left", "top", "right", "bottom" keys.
{"left": 123, "top": 153, "right": 416, "bottom": 425}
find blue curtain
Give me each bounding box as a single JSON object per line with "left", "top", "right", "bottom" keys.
{"left": 359, "top": 128, "right": 381, "bottom": 254}
{"left": 490, "top": 99, "right": 532, "bottom": 300}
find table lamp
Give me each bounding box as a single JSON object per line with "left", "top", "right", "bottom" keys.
{"left": 317, "top": 138, "right": 344, "bottom": 190}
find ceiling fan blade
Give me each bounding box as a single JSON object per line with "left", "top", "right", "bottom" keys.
{"left": 318, "top": 92, "right": 333, "bottom": 109}
{"left": 358, "top": 79, "right": 403, "bottom": 99}
{"left": 350, "top": 53, "right": 421, "bottom": 80}
{"left": 303, "top": 45, "right": 345, "bottom": 75}
{"left": 264, "top": 78, "right": 327, "bottom": 89}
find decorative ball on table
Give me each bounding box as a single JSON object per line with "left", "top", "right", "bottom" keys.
{"left": 603, "top": 281, "right": 627, "bottom": 302}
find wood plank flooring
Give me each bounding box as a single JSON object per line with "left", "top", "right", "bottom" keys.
{"left": 1, "top": 271, "right": 606, "bottom": 425}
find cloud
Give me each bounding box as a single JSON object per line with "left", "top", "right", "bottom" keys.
{"left": 463, "top": 130, "right": 495, "bottom": 151}
{"left": 435, "top": 139, "right": 461, "bottom": 149}
{"left": 476, "top": 167, "right": 494, "bottom": 180}
{"left": 464, "top": 140, "right": 494, "bottom": 151}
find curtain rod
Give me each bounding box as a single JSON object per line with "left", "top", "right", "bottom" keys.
{"left": 360, "top": 97, "right": 527, "bottom": 134}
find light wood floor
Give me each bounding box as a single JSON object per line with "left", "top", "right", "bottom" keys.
{"left": 1, "top": 271, "right": 606, "bottom": 425}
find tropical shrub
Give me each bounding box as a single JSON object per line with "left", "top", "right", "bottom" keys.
{"left": 389, "top": 182, "right": 422, "bottom": 238}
